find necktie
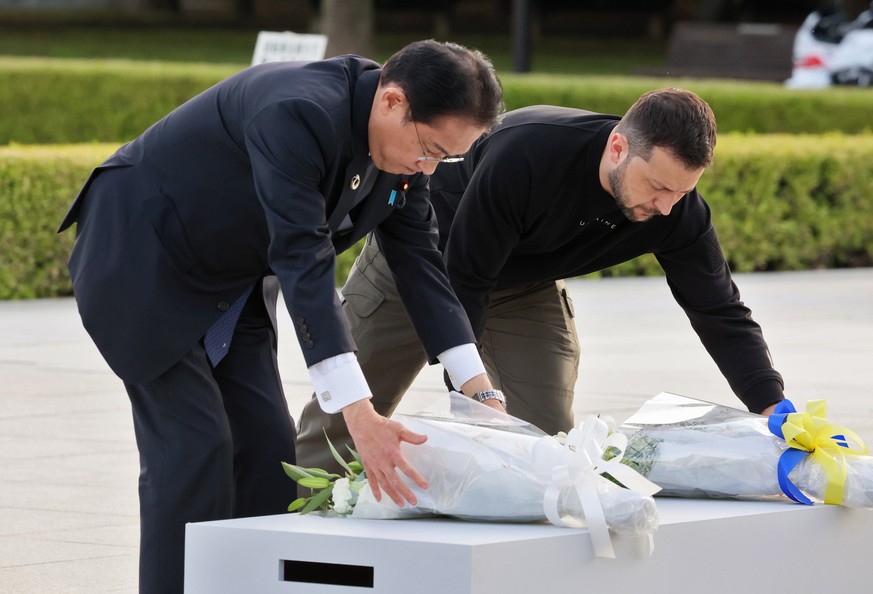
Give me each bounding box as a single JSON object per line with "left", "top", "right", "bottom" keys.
{"left": 204, "top": 285, "right": 254, "bottom": 366}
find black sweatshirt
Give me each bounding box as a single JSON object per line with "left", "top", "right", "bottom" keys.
{"left": 431, "top": 105, "right": 784, "bottom": 414}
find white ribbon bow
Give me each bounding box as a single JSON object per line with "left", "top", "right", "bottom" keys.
{"left": 541, "top": 416, "right": 661, "bottom": 558}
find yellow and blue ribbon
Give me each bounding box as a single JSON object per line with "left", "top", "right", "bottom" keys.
{"left": 767, "top": 399, "right": 867, "bottom": 505}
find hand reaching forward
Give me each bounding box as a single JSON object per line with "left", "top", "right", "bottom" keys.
{"left": 341, "top": 399, "right": 429, "bottom": 507}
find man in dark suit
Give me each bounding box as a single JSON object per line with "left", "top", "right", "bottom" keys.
{"left": 296, "top": 88, "right": 787, "bottom": 473}
{"left": 58, "top": 40, "right": 504, "bottom": 594}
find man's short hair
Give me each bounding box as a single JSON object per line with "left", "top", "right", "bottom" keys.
{"left": 616, "top": 88, "right": 717, "bottom": 170}
{"left": 381, "top": 40, "right": 504, "bottom": 130}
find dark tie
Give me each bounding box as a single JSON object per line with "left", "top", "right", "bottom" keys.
{"left": 204, "top": 285, "right": 254, "bottom": 366}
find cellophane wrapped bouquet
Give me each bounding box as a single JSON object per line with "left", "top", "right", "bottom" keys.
{"left": 618, "top": 392, "right": 872, "bottom": 507}
{"left": 284, "top": 392, "right": 661, "bottom": 558}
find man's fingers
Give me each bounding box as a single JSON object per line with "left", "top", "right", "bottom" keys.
{"left": 345, "top": 410, "right": 429, "bottom": 506}
{"left": 368, "top": 474, "right": 384, "bottom": 503}
{"left": 394, "top": 457, "right": 428, "bottom": 491}
{"left": 399, "top": 428, "right": 428, "bottom": 446}
{"left": 371, "top": 468, "right": 415, "bottom": 507}
{"left": 365, "top": 457, "right": 425, "bottom": 507}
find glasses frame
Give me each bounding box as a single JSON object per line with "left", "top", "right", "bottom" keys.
{"left": 411, "top": 117, "right": 465, "bottom": 164}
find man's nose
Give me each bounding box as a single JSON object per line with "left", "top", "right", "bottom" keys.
{"left": 653, "top": 196, "right": 675, "bottom": 216}
{"left": 417, "top": 160, "right": 439, "bottom": 175}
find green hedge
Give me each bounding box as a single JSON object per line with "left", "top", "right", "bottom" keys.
{"left": 501, "top": 74, "right": 873, "bottom": 135}
{"left": 0, "top": 57, "right": 238, "bottom": 144}
{"left": 0, "top": 143, "right": 360, "bottom": 299}
{"left": 0, "top": 143, "right": 116, "bottom": 298}
{"left": 3, "top": 135, "right": 873, "bottom": 299}
{"left": 2, "top": 57, "right": 873, "bottom": 145}
{"left": 601, "top": 133, "right": 873, "bottom": 277}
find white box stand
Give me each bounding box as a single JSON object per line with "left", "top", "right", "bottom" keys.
{"left": 185, "top": 499, "right": 873, "bottom": 593}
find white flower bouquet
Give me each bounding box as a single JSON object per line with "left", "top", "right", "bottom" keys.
{"left": 618, "top": 393, "right": 872, "bottom": 508}
{"left": 283, "top": 392, "right": 661, "bottom": 558}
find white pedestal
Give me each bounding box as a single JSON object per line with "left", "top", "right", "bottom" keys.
{"left": 185, "top": 499, "right": 873, "bottom": 593}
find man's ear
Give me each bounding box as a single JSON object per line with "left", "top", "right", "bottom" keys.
{"left": 607, "top": 132, "right": 628, "bottom": 165}
{"left": 377, "top": 84, "right": 408, "bottom": 116}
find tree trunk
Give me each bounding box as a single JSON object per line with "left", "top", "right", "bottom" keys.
{"left": 320, "top": 0, "right": 374, "bottom": 59}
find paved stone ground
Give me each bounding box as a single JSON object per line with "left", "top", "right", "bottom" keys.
{"left": 1, "top": 268, "right": 871, "bottom": 592}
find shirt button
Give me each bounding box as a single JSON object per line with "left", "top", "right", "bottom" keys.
{"left": 218, "top": 301, "right": 230, "bottom": 312}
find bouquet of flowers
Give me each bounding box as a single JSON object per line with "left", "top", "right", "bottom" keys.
{"left": 617, "top": 392, "right": 872, "bottom": 508}
{"left": 283, "top": 392, "right": 661, "bottom": 558}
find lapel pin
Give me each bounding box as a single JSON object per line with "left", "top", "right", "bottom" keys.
{"left": 350, "top": 174, "right": 361, "bottom": 190}
{"left": 389, "top": 178, "right": 409, "bottom": 206}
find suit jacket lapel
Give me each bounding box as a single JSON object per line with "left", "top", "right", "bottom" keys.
{"left": 328, "top": 69, "right": 381, "bottom": 232}
{"left": 328, "top": 159, "right": 379, "bottom": 232}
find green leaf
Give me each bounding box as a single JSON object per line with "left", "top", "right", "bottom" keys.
{"left": 302, "top": 468, "right": 341, "bottom": 480}
{"left": 287, "top": 497, "right": 309, "bottom": 512}
{"left": 298, "top": 477, "right": 331, "bottom": 490}
{"left": 324, "top": 429, "right": 355, "bottom": 476}
{"left": 282, "top": 461, "right": 339, "bottom": 482}
{"left": 347, "top": 461, "right": 364, "bottom": 474}
{"left": 346, "top": 445, "right": 363, "bottom": 467}
{"left": 281, "top": 461, "right": 317, "bottom": 482}
{"left": 300, "top": 484, "right": 334, "bottom": 514}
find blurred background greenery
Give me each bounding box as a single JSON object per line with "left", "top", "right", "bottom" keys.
{"left": 0, "top": 0, "right": 853, "bottom": 73}
{"left": 3, "top": 0, "right": 873, "bottom": 298}
{"left": 0, "top": 28, "right": 667, "bottom": 75}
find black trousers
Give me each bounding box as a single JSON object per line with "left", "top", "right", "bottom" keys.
{"left": 124, "top": 282, "right": 297, "bottom": 594}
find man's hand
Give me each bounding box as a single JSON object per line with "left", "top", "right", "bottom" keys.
{"left": 341, "top": 399, "right": 428, "bottom": 507}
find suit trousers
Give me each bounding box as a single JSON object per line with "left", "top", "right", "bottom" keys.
{"left": 296, "top": 235, "right": 580, "bottom": 473}
{"left": 124, "top": 282, "right": 297, "bottom": 594}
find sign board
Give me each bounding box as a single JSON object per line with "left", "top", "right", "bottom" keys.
{"left": 251, "top": 31, "right": 328, "bottom": 66}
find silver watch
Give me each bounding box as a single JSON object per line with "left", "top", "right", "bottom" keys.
{"left": 473, "top": 389, "right": 506, "bottom": 407}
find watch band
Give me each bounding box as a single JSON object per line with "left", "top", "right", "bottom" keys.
{"left": 473, "top": 389, "right": 506, "bottom": 407}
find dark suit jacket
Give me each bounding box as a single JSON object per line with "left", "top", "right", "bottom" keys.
{"left": 59, "top": 56, "right": 475, "bottom": 384}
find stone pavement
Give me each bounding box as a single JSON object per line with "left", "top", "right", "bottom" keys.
{"left": 1, "top": 268, "right": 871, "bottom": 593}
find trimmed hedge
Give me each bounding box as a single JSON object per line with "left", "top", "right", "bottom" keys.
{"left": 0, "top": 57, "right": 238, "bottom": 144}
{"left": 501, "top": 74, "right": 873, "bottom": 135}
{"left": 0, "top": 143, "right": 360, "bottom": 299}
{"left": 2, "top": 57, "right": 873, "bottom": 145}
{"left": 0, "top": 143, "right": 116, "bottom": 298}
{"left": 601, "top": 133, "right": 873, "bottom": 277}
{"left": 3, "top": 134, "right": 872, "bottom": 299}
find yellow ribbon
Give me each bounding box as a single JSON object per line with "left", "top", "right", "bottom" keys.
{"left": 780, "top": 400, "right": 868, "bottom": 505}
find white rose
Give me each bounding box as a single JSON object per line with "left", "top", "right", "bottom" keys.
{"left": 333, "top": 477, "right": 353, "bottom": 514}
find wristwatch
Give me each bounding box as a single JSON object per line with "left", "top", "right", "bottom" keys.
{"left": 473, "top": 389, "right": 506, "bottom": 408}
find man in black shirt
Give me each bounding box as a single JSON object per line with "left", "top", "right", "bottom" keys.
{"left": 297, "top": 88, "right": 785, "bottom": 471}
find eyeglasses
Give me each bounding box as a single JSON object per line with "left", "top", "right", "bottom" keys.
{"left": 412, "top": 118, "right": 465, "bottom": 164}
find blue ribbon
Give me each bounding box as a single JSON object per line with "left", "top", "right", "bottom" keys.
{"left": 768, "top": 400, "right": 815, "bottom": 505}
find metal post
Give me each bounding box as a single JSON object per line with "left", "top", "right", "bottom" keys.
{"left": 512, "top": 0, "right": 532, "bottom": 73}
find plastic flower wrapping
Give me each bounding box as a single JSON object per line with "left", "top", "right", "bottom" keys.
{"left": 284, "top": 392, "right": 661, "bottom": 558}
{"left": 618, "top": 392, "right": 873, "bottom": 508}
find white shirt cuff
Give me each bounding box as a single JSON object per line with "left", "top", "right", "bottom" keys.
{"left": 308, "top": 352, "right": 371, "bottom": 413}
{"left": 438, "top": 343, "right": 486, "bottom": 391}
